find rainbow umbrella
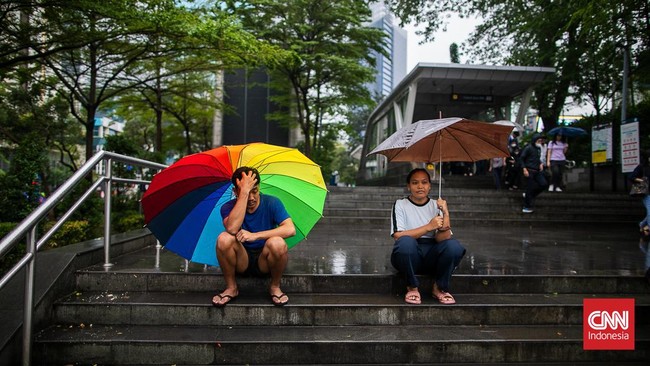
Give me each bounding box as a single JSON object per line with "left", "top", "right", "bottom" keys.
{"left": 141, "top": 143, "right": 327, "bottom": 266}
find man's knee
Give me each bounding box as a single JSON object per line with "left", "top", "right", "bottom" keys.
{"left": 265, "top": 237, "right": 288, "bottom": 255}
{"left": 216, "top": 231, "right": 236, "bottom": 251}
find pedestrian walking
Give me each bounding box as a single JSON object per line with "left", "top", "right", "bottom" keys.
{"left": 547, "top": 133, "right": 569, "bottom": 192}
{"left": 489, "top": 156, "right": 505, "bottom": 190}
{"left": 505, "top": 145, "right": 521, "bottom": 190}
{"left": 520, "top": 133, "right": 548, "bottom": 213}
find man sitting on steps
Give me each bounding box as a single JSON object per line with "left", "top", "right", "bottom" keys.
{"left": 212, "top": 166, "right": 296, "bottom": 307}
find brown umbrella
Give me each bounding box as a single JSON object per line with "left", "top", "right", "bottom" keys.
{"left": 367, "top": 117, "right": 513, "bottom": 195}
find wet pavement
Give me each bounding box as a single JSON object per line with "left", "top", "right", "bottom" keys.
{"left": 97, "top": 222, "right": 647, "bottom": 278}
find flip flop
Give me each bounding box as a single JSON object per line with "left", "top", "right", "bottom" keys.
{"left": 212, "top": 293, "right": 237, "bottom": 307}
{"left": 434, "top": 291, "right": 456, "bottom": 305}
{"left": 404, "top": 289, "right": 421, "bottom": 304}
{"left": 270, "top": 293, "right": 289, "bottom": 306}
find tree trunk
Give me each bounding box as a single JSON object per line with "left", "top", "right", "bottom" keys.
{"left": 86, "top": 43, "right": 98, "bottom": 161}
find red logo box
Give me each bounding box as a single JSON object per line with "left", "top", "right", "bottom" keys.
{"left": 583, "top": 298, "right": 635, "bottom": 350}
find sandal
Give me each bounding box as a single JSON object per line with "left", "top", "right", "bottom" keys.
{"left": 212, "top": 292, "right": 237, "bottom": 307}
{"left": 404, "top": 289, "right": 421, "bottom": 304}
{"left": 271, "top": 293, "right": 289, "bottom": 306}
{"left": 433, "top": 291, "right": 456, "bottom": 305}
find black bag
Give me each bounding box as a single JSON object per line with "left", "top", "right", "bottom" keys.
{"left": 630, "top": 177, "right": 649, "bottom": 197}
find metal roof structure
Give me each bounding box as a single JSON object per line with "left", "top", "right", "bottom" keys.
{"left": 369, "top": 63, "right": 556, "bottom": 124}
{"left": 358, "top": 63, "right": 555, "bottom": 185}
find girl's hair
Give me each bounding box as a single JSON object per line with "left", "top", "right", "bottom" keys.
{"left": 406, "top": 168, "right": 430, "bottom": 184}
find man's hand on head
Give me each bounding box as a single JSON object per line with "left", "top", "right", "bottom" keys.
{"left": 237, "top": 171, "right": 258, "bottom": 195}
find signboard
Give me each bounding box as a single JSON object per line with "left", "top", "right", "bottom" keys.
{"left": 592, "top": 124, "right": 612, "bottom": 164}
{"left": 621, "top": 120, "right": 639, "bottom": 173}
{"left": 450, "top": 93, "right": 493, "bottom": 103}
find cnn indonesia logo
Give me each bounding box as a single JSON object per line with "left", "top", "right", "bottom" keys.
{"left": 583, "top": 298, "right": 635, "bottom": 350}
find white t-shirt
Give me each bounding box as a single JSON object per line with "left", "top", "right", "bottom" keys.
{"left": 391, "top": 197, "right": 441, "bottom": 239}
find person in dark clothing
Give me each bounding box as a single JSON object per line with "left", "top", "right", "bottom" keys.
{"left": 505, "top": 145, "right": 521, "bottom": 190}
{"left": 519, "top": 133, "right": 548, "bottom": 213}
{"left": 629, "top": 149, "right": 650, "bottom": 282}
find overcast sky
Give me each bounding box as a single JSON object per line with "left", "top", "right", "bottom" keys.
{"left": 403, "top": 16, "right": 593, "bottom": 117}
{"left": 404, "top": 15, "right": 478, "bottom": 70}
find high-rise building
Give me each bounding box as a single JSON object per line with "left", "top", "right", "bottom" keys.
{"left": 367, "top": 1, "right": 407, "bottom": 98}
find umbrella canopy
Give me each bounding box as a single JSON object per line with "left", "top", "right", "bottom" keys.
{"left": 494, "top": 120, "right": 525, "bottom": 133}
{"left": 367, "top": 117, "right": 513, "bottom": 163}
{"left": 141, "top": 143, "right": 327, "bottom": 266}
{"left": 547, "top": 126, "right": 587, "bottom": 137}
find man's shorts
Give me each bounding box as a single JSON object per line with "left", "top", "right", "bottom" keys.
{"left": 242, "top": 247, "right": 266, "bottom": 276}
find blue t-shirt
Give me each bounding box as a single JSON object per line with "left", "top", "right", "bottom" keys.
{"left": 220, "top": 194, "right": 291, "bottom": 249}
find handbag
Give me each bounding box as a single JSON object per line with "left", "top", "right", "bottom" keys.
{"left": 630, "top": 177, "right": 649, "bottom": 197}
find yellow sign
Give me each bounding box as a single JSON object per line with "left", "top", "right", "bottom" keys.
{"left": 592, "top": 151, "right": 607, "bottom": 164}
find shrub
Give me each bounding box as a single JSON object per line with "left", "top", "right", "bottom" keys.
{"left": 42, "top": 220, "right": 90, "bottom": 249}
{"left": 113, "top": 210, "right": 144, "bottom": 233}
{"left": 0, "top": 222, "right": 24, "bottom": 276}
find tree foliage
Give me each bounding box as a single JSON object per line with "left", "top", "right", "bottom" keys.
{"left": 224, "top": 0, "right": 387, "bottom": 158}
{"left": 2, "top": 0, "right": 287, "bottom": 163}
{"left": 387, "top": 0, "right": 650, "bottom": 130}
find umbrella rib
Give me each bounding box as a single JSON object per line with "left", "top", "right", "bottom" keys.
{"left": 261, "top": 187, "right": 325, "bottom": 217}
{"left": 442, "top": 127, "right": 475, "bottom": 161}
{"left": 239, "top": 145, "right": 318, "bottom": 171}
{"left": 446, "top": 125, "right": 509, "bottom": 161}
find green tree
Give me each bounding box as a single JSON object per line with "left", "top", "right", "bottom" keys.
{"left": 449, "top": 42, "right": 460, "bottom": 63}
{"left": 109, "top": 3, "right": 288, "bottom": 159}
{"left": 0, "top": 70, "right": 80, "bottom": 204}
{"left": 224, "top": 0, "right": 387, "bottom": 158}
{"left": 21, "top": 0, "right": 283, "bottom": 162}
{"left": 387, "top": 0, "right": 649, "bottom": 130}
{"left": 1, "top": 1, "right": 109, "bottom": 70}
{"left": 0, "top": 139, "right": 48, "bottom": 222}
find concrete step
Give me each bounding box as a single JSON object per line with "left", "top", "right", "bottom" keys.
{"left": 33, "top": 324, "right": 650, "bottom": 364}
{"left": 322, "top": 207, "right": 640, "bottom": 220}
{"left": 325, "top": 195, "right": 640, "bottom": 208}
{"left": 51, "top": 291, "right": 650, "bottom": 326}
{"left": 74, "top": 272, "right": 650, "bottom": 295}
{"left": 318, "top": 216, "right": 638, "bottom": 228}
{"left": 325, "top": 198, "right": 643, "bottom": 211}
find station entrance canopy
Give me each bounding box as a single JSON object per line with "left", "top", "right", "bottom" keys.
{"left": 357, "top": 63, "right": 555, "bottom": 185}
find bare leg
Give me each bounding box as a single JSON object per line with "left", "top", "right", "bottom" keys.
{"left": 213, "top": 232, "right": 247, "bottom": 305}
{"left": 258, "top": 236, "right": 288, "bottom": 304}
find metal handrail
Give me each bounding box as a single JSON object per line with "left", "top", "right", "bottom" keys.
{"left": 0, "top": 150, "right": 167, "bottom": 366}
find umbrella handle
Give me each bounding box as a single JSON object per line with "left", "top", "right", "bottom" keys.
{"left": 439, "top": 133, "right": 442, "bottom": 199}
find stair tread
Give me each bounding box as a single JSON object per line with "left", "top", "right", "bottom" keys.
{"left": 57, "top": 291, "right": 650, "bottom": 306}
{"left": 35, "top": 324, "right": 650, "bottom": 343}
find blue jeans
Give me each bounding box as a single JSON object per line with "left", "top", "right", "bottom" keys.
{"left": 642, "top": 195, "right": 650, "bottom": 232}
{"left": 524, "top": 170, "right": 548, "bottom": 209}
{"left": 391, "top": 236, "right": 466, "bottom": 291}
{"left": 492, "top": 166, "right": 503, "bottom": 190}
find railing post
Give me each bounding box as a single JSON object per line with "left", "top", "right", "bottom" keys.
{"left": 155, "top": 240, "right": 161, "bottom": 268}
{"left": 22, "top": 227, "right": 36, "bottom": 366}
{"left": 103, "top": 158, "right": 113, "bottom": 268}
